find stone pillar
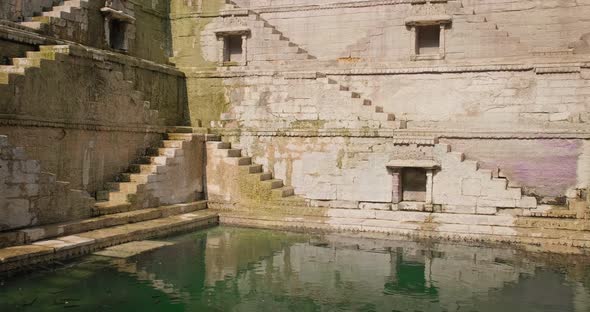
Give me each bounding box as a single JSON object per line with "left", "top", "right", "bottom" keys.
{"left": 241, "top": 34, "right": 248, "bottom": 66}
{"left": 425, "top": 169, "right": 433, "bottom": 204}
{"left": 217, "top": 36, "right": 225, "bottom": 65}
{"left": 409, "top": 26, "right": 417, "bottom": 60}
{"left": 439, "top": 24, "right": 446, "bottom": 57}
{"left": 392, "top": 169, "right": 402, "bottom": 204}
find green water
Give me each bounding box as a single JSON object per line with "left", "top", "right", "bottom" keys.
{"left": 2, "top": 227, "right": 590, "bottom": 312}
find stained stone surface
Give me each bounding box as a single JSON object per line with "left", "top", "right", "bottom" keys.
{"left": 94, "top": 240, "right": 174, "bottom": 259}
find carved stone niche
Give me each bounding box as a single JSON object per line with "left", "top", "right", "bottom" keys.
{"left": 214, "top": 28, "right": 250, "bottom": 66}
{"left": 101, "top": 0, "right": 136, "bottom": 52}
{"left": 405, "top": 2, "right": 452, "bottom": 61}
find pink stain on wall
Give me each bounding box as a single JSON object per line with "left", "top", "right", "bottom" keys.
{"left": 444, "top": 139, "right": 581, "bottom": 197}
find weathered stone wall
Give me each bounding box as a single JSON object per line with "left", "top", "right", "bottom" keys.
{"left": 0, "top": 135, "right": 95, "bottom": 231}
{"left": 0, "top": 43, "right": 187, "bottom": 197}
{"left": 228, "top": 0, "right": 590, "bottom": 61}
{"left": 1, "top": 0, "right": 173, "bottom": 64}
{"left": 0, "top": 0, "right": 62, "bottom": 21}
{"left": 219, "top": 134, "right": 587, "bottom": 204}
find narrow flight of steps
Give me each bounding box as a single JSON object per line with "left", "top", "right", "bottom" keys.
{"left": 0, "top": 45, "right": 161, "bottom": 124}
{"left": 435, "top": 142, "right": 538, "bottom": 212}
{"left": 206, "top": 136, "right": 296, "bottom": 201}
{"left": 226, "top": 1, "right": 316, "bottom": 63}
{"left": 94, "top": 132, "right": 202, "bottom": 215}
{"left": 315, "top": 75, "right": 399, "bottom": 128}
{"left": 20, "top": 0, "right": 89, "bottom": 30}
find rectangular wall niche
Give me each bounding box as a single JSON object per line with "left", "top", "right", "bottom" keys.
{"left": 405, "top": 14, "right": 452, "bottom": 61}
{"left": 109, "top": 19, "right": 127, "bottom": 51}
{"left": 402, "top": 168, "right": 427, "bottom": 202}
{"left": 416, "top": 25, "right": 440, "bottom": 55}
{"left": 215, "top": 28, "right": 250, "bottom": 66}
{"left": 225, "top": 35, "right": 243, "bottom": 63}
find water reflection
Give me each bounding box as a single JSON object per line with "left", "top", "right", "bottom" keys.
{"left": 1, "top": 227, "right": 590, "bottom": 311}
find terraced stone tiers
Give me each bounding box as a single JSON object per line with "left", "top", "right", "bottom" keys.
{"left": 0, "top": 201, "right": 217, "bottom": 274}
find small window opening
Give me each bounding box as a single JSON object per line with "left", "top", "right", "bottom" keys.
{"left": 401, "top": 168, "right": 427, "bottom": 202}
{"left": 109, "top": 19, "right": 127, "bottom": 51}
{"left": 224, "top": 35, "right": 243, "bottom": 63}
{"left": 416, "top": 25, "right": 440, "bottom": 55}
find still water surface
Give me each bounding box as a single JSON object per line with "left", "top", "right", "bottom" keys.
{"left": 1, "top": 226, "right": 590, "bottom": 312}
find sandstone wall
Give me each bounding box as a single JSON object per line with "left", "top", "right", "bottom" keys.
{"left": 221, "top": 134, "right": 587, "bottom": 203}
{"left": 230, "top": 0, "right": 590, "bottom": 61}
{"left": 1, "top": 0, "right": 173, "bottom": 64}
{"left": 0, "top": 43, "right": 187, "bottom": 196}
{"left": 0, "top": 135, "right": 95, "bottom": 231}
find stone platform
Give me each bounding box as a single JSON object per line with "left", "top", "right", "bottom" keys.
{"left": 215, "top": 206, "right": 590, "bottom": 255}
{"left": 0, "top": 202, "right": 218, "bottom": 274}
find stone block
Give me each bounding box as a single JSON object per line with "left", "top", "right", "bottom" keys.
{"left": 461, "top": 178, "right": 481, "bottom": 196}
{"left": 359, "top": 202, "right": 392, "bottom": 211}
{"left": 443, "top": 205, "right": 476, "bottom": 214}
{"left": 476, "top": 206, "right": 498, "bottom": 215}
{"left": 518, "top": 196, "right": 538, "bottom": 209}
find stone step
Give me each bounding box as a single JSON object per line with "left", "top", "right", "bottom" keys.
{"left": 206, "top": 141, "right": 231, "bottom": 149}
{"left": 261, "top": 179, "right": 284, "bottom": 189}
{"left": 19, "top": 21, "right": 44, "bottom": 29}
{"left": 240, "top": 164, "right": 263, "bottom": 174}
{"left": 271, "top": 186, "right": 295, "bottom": 198}
{"left": 137, "top": 156, "right": 169, "bottom": 166}
{"left": 147, "top": 147, "right": 182, "bottom": 157}
{"left": 259, "top": 172, "right": 273, "bottom": 181}
{"left": 26, "top": 51, "right": 57, "bottom": 60}
{"left": 106, "top": 182, "right": 142, "bottom": 193}
{"left": 93, "top": 202, "right": 133, "bottom": 215}
{"left": 0, "top": 66, "right": 25, "bottom": 74}
{"left": 128, "top": 164, "right": 166, "bottom": 174}
{"left": 119, "top": 173, "right": 158, "bottom": 184}
{"left": 0, "top": 206, "right": 216, "bottom": 273}
{"left": 166, "top": 133, "right": 194, "bottom": 141}
{"left": 161, "top": 140, "right": 185, "bottom": 148}
{"left": 12, "top": 57, "right": 42, "bottom": 67}
{"left": 227, "top": 157, "right": 252, "bottom": 166}
{"left": 447, "top": 151, "right": 465, "bottom": 162}
{"left": 226, "top": 148, "right": 242, "bottom": 157}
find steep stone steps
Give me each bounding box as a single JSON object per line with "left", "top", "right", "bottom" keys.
{"left": 315, "top": 75, "right": 398, "bottom": 128}
{"left": 206, "top": 136, "right": 296, "bottom": 200}
{"left": 0, "top": 45, "right": 161, "bottom": 124}
{"left": 94, "top": 132, "right": 200, "bottom": 216}
{"left": 20, "top": 0, "right": 89, "bottom": 30}
{"left": 434, "top": 143, "right": 537, "bottom": 213}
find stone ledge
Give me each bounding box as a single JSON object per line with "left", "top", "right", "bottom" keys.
{"left": 0, "top": 24, "right": 183, "bottom": 77}
{"left": 0, "top": 115, "right": 169, "bottom": 134}
{"left": 211, "top": 127, "right": 590, "bottom": 139}
{"left": 183, "top": 61, "right": 590, "bottom": 78}
{"left": 217, "top": 211, "right": 590, "bottom": 254}
{"left": 0, "top": 210, "right": 219, "bottom": 274}
{"left": 172, "top": 0, "right": 448, "bottom": 18}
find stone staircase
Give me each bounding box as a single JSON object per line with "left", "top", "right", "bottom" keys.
{"left": 205, "top": 136, "right": 296, "bottom": 201}
{"left": 247, "top": 13, "right": 317, "bottom": 62}
{"left": 315, "top": 74, "right": 398, "bottom": 128}
{"left": 434, "top": 142, "right": 538, "bottom": 213}
{"left": 20, "top": 0, "right": 89, "bottom": 30}
{"left": 94, "top": 132, "right": 204, "bottom": 216}
{"left": 0, "top": 45, "right": 161, "bottom": 124}
{"left": 225, "top": 1, "right": 316, "bottom": 64}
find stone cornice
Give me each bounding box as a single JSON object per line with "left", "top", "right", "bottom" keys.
{"left": 170, "top": 0, "right": 449, "bottom": 19}
{"left": 0, "top": 24, "right": 183, "bottom": 77}
{"left": 211, "top": 128, "right": 590, "bottom": 140}
{"left": 181, "top": 60, "right": 590, "bottom": 78}
{"left": 0, "top": 115, "right": 168, "bottom": 134}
